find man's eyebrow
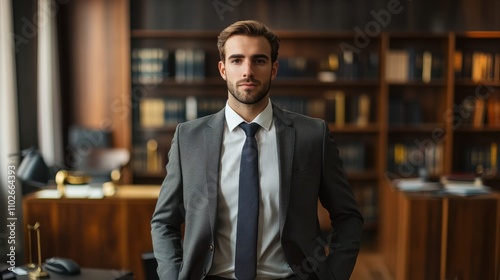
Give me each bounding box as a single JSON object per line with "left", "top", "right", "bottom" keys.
{"left": 227, "top": 54, "right": 270, "bottom": 60}
{"left": 252, "top": 54, "right": 270, "bottom": 60}
{"left": 227, "top": 54, "right": 244, "bottom": 59}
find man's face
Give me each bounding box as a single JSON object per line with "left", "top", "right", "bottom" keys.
{"left": 218, "top": 35, "right": 278, "bottom": 106}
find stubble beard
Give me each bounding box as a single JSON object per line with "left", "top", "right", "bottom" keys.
{"left": 227, "top": 76, "right": 272, "bottom": 105}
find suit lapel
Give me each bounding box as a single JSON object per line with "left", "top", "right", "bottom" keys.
{"left": 204, "top": 109, "right": 225, "bottom": 234}
{"left": 273, "top": 105, "right": 295, "bottom": 235}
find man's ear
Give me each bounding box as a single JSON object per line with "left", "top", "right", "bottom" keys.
{"left": 218, "top": 60, "right": 227, "bottom": 80}
{"left": 271, "top": 60, "right": 279, "bottom": 80}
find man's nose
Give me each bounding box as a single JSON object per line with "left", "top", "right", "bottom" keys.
{"left": 242, "top": 60, "right": 254, "bottom": 78}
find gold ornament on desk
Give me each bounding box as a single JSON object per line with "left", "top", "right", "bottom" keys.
{"left": 55, "top": 168, "right": 121, "bottom": 198}
{"left": 26, "top": 222, "right": 50, "bottom": 279}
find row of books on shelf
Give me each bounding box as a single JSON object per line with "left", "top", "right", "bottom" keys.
{"left": 462, "top": 142, "right": 498, "bottom": 176}
{"left": 277, "top": 91, "right": 373, "bottom": 126}
{"left": 131, "top": 48, "right": 500, "bottom": 85}
{"left": 277, "top": 50, "right": 379, "bottom": 81}
{"left": 132, "top": 139, "right": 165, "bottom": 174}
{"left": 455, "top": 50, "right": 500, "bottom": 82}
{"left": 131, "top": 47, "right": 205, "bottom": 85}
{"left": 387, "top": 141, "right": 444, "bottom": 177}
{"left": 138, "top": 97, "right": 226, "bottom": 128}
{"left": 388, "top": 96, "right": 423, "bottom": 125}
{"left": 138, "top": 93, "right": 372, "bottom": 129}
{"left": 337, "top": 142, "right": 366, "bottom": 173}
{"left": 457, "top": 94, "right": 500, "bottom": 127}
{"left": 385, "top": 49, "right": 444, "bottom": 83}
{"left": 352, "top": 184, "right": 377, "bottom": 221}
{"left": 388, "top": 93, "right": 500, "bottom": 127}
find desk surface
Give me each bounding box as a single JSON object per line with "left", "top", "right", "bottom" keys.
{"left": 25, "top": 185, "right": 161, "bottom": 201}
{"left": 17, "top": 268, "right": 133, "bottom": 280}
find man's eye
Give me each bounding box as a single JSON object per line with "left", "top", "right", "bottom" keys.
{"left": 254, "top": 59, "right": 266, "bottom": 64}
{"left": 231, "top": 59, "right": 242, "bottom": 64}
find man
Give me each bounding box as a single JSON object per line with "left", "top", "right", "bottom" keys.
{"left": 151, "top": 20, "right": 363, "bottom": 280}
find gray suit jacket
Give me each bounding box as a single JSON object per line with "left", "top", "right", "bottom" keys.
{"left": 151, "top": 104, "right": 363, "bottom": 280}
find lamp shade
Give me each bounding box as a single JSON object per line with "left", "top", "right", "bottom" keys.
{"left": 17, "top": 148, "right": 49, "bottom": 194}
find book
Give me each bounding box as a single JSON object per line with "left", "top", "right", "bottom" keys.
{"left": 441, "top": 185, "right": 491, "bottom": 196}
{"left": 357, "top": 94, "right": 371, "bottom": 126}
{"left": 487, "top": 94, "right": 500, "bottom": 126}
{"left": 472, "top": 98, "right": 486, "bottom": 127}
{"left": 440, "top": 173, "right": 482, "bottom": 186}
{"left": 385, "top": 50, "right": 409, "bottom": 82}
{"left": 439, "top": 174, "right": 490, "bottom": 196}
{"left": 324, "top": 92, "right": 337, "bottom": 123}
{"left": 131, "top": 48, "right": 169, "bottom": 85}
{"left": 393, "top": 178, "right": 441, "bottom": 192}
{"left": 454, "top": 51, "right": 463, "bottom": 79}
{"left": 422, "top": 51, "right": 432, "bottom": 83}
{"left": 334, "top": 91, "right": 345, "bottom": 126}
{"left": 139, "top": 99, "right": 165, "bottom": 128}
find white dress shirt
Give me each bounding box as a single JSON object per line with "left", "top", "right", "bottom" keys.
{"left": 209, "top": 100, "right": 294, "bottom": 279}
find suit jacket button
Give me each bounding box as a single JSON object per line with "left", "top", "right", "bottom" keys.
{"left": 209, "top": 245, "right": 214, "bottom": 251}
{"left": 203, "top": 269, "right": 207, "bottom": 276}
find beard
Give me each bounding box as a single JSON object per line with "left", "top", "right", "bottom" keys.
{"left": 227, "top": 76, "right": 272, "bottom": 105}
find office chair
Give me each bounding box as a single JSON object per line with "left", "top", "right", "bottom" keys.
{"left": 141, "top": 252, "right": 159, "bottom": 280}
{"left": 67, "top": 126, "right": 130, "bottom": 184}
{"left": 76, "top": 147, "right": 130, "bottom": 183}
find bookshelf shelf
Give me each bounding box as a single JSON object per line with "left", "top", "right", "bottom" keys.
{"left": 454, "top": 80, "right": 500, "bottom": 86}
{"left": 388, "top": 124, "right": 446, "bottom": 132}
{"left": 387, "top": 81, "right": 447, "bottom": 87}
{"left": 329, "top": 124, "right": 379, "bottom": 133}
{"left": 131, "top": 30, "right": 218, "bottom": 39}
{"left": 132, "top": 78, "right": 225, "bottom": 87}
{"left": 454, "top": 126, "right": 500, "bottom": 132}
{"left": 273, "top": 79, "right": 380, "bottom": 87}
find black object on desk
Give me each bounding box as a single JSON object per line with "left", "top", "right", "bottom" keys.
{"left": 43, "top": 257, "right": 80, "bottom": 275}
{"left": 17, "top": 268, "right": 133, "bottom": 280}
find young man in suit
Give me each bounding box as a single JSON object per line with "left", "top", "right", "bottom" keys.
{"left": 151, "top": 20, "right": 363, "bottom": 280}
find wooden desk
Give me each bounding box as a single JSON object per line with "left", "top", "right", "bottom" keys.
{"left": 23, "top": 185, "right": 160, "bottom": 280}
{"left": 380, "top": 182, "right": 500, "bottom": 280}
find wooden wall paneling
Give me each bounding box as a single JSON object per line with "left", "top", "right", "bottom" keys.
{"left": 60, "top": 0, "right": 131, "bottom": 181}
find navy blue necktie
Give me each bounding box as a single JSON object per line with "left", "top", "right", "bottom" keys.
{"left": 235, "top": 122, "right": 261, "bottom": 280}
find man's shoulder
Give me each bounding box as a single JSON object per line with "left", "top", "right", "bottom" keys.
{"left": 177, "top": 111, "right": 223, "bottom": 133}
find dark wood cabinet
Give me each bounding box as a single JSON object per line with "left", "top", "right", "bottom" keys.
{"left": 380, "top": 182, "right": 500, "bottom": 279}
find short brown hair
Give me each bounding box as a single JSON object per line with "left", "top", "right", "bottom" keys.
{"left": 217, "top": 20, "right": 280, "bottom": 63}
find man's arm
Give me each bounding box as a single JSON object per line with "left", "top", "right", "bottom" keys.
{"left": 319, "top": 121, "right": 364, "bottom": 280}
{"left": 151, "top": 125, "right": 185, "bottom": 280}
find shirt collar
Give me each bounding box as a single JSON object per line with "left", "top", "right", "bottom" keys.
{"left": 225, "top": 99, "right": 273, "bottom": 132}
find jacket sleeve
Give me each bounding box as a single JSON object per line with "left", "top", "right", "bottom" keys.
{"left": 151, "top": 124, "right": 185, "bottom": 280}
{"left": 319, "top": 121, "right": 364, "bottom": 280}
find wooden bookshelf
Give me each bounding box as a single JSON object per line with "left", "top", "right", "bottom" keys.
{"left": 452, "top": 32, "right": 500, "bottom": 187}
{"left": 126, "top": 1, "right": 500, "bottom": 235}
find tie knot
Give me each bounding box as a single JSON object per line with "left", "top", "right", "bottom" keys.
{"left": 239, "top": 122, "right": 261, "bottom": 137}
